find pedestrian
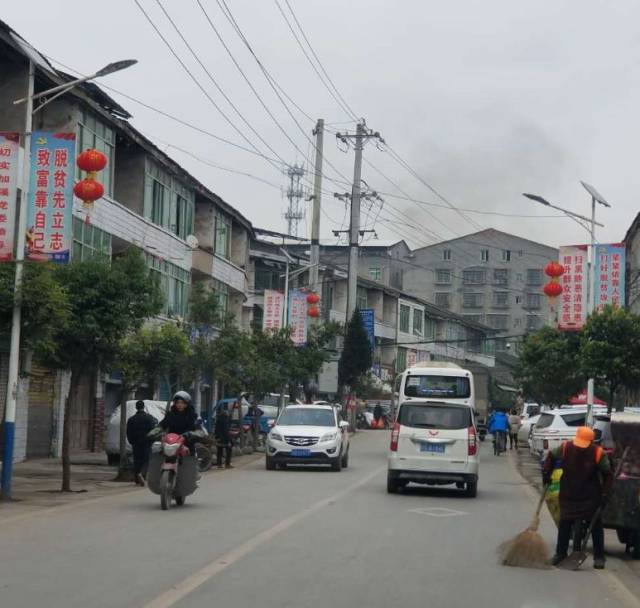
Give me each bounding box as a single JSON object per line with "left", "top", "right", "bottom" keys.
{"left": 247, "top": 402, "right": 264, "bottom": 448}
{"left": 215, "top": 405, "right": 234, "bottom": 469}
{"left": 373, "top": 402, "right": 383, "bottom": 423}
{"left": 542, "top": 426, "right": 612, "bottom": 569}
{"left": 508, "top": 409, "right": 521, "bottom": 450}
{"left": 126, "top": 400, "right": 157, "bottom": 486}
{"left": 488, "top": 409, "right": 509, "bottom": 454}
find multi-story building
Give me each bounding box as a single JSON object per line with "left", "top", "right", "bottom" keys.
{"left": 625, "top": 212, "right": 640, "bottom": 314}
{"left": 404, "top": 229, "right": 558, "bottom": 350}
{"left": 0, "top": 20, "right": 252, "bottom": 459}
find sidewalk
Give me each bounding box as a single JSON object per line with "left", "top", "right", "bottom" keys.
{"left": 0, "top": 448, "right": 263, "bottom": 522}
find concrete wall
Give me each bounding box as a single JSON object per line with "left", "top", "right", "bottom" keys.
{"left": 195, "top": 198, "right": 215, "bottom": 251}
{"left": 114, "top": 146, "right": 146, "bottom": 216}
{"left": 0, "top": 55, "right": 29, "bottom": 133}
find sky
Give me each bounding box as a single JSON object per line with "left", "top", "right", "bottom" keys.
{"left": 4, "top": 0, "right": 640, "bottom": 250}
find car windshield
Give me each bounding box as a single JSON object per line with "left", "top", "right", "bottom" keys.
{"left": 277, "top": 408, "right": 335, "bottom": 427}
{"left": 398, "top": 404, "right": 471, "bottom": 429}
{"left": 404, "top": 375, "right": 470, "bottom": 399}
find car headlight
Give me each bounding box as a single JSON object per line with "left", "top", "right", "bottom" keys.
{"left": 270, "top": 432, "right": 283, "bottom": 442}
{"left": 320, "top": 432, "right": 338, "bottom": 443}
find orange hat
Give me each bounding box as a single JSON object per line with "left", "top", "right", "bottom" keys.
{"left": 573, "top": 426, "right": 595, "bottom": 449}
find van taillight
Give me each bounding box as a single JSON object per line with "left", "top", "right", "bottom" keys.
{"left": 468, "top": 426, "right": 477, "bottom": 456}
{"left": 390, "top": 422, "right": 400, "bottom": 452}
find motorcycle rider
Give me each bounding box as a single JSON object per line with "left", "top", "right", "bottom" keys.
{"left": 154, "top": 391, "right": 205, "bottom": 455}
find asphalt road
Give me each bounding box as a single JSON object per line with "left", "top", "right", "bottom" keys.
{"left": 2, "top": 432, "right": 640, "bottom": 608}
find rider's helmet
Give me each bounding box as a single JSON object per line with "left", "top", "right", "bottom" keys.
{"left": 172, "top": 391, "right": 192, "bottom": 406}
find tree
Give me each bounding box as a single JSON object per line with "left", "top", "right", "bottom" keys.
{"left": 338, "top": 309, "right": 373, "bottom": 394}
{"left": 514, "top": 326, "right": 584, "bottom": 408}
{"left": 580, "top": 306, "right": 640, "bottom": 412}
{"left": 44, "top": 249, "right": 163, "bottom": 492}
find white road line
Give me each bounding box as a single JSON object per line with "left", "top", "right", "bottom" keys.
{"left": 141, "top": 465, "right": 386, "bottom": 608}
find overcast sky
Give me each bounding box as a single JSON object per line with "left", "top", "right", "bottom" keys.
{"left": 4, "top": 0, "right": 639, "bottom": 249}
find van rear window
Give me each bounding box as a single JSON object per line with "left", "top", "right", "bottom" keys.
{"left": 398, "top": 404, "right": 471, "bottom": 430}
{"left": 404, "top": 375, "right": 470, "bottom": 399}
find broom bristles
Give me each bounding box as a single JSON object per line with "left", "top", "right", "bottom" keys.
{"left": 499, "top": 528, "right": 551, "bottom": 569}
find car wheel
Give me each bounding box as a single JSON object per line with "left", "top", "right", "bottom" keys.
{"left": 465, "top": 481, "right": 478, "bottom": 498}
{"left": 341, "top": 448, "right": 349, "bottom": 468}
{"left": 265, "top": 456, "right": 276, "bottom": 471}
{"left": 387, "top": 472, "right": 400, "bottom": 494}
{"left": 331, "top": 454, "right": 342, "bottom": 472}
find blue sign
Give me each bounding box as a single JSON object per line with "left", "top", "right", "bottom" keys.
{"left": 360, "top": 308, "right": 375, "bottom": 352}
{"left": 594, "top": 243, "right": 625, "bottom": 311}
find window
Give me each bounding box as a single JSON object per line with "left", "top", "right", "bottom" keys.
{"left": 463, "top": 270, "right": 485, "bottom": 285}
{"left": 357, "top": 286, "right": 368, "bottom": 310}
{"left": 515, "top": 295, "right": 522, "bottom": 304}
{"left": 145, "top": 253, "right": 191, "bottom": 318}
{"left": 502, "top": 249, "right": 511, "bottom": 262}
{"left": 463, "top": 293, "right": 484, "bottom": 308}
{"left": 463, "top": 314, "right": 485, "bottom": 325}
{"left": 443, "top": 249, "right": 452, "bottom": 261}
{"left": 369, "top": 267, "right": 382, "bottom": 281}
{"left": 514, "top": 317, "right": 522, "bottom": 328}
{"left": 255, "top": 265, "right": 283, "bottom": 291}
{"left": 77, "top": 110, "right": 115, "bottom": 197}
{"left": 214, "top": 213, "right": 231, "bottom": 259}
{"left": 486, "top": 314, "right": 509, "bottom": 330}
{"left": 399, "top": 304, "right": 411, "bottom": 333}
{"left": 403, "top": 378, "right": 471, "bottom": 400}
{"left": 526, "top": 269, "right": 543, "bottom": 286}
{"left": 493, "top": 269, "right": 509, "bottom": 285}
{"left": 413, "top": 309, "right": 423, "bottom": 335}
{"left": 518, "top": 250, "right": 523, "bottom": 257}
{"left": 424, "top": 316, "right": 436, "bottom": 340}
{"left": 436, "top": 269, "right": 451, "bottom": 284}
{"left": 252, "top": 304, "right": 263, "bottom": 330}
{"left": 481, "top": 249, "right": 489, "bottom": 262}
{"left": 151, "top": 178, "right": 167, "bottom": 226}
{"left": 175, "top": 194, "right": 194, "bottom": 240}
{"left": 526, "top": 315, "right": 542, "bottom": 331}
{"left": 435, "top": 292, "right": 450, "bottom": 309}
{"left": 396, "top": 348, "right": 407, "bottom": 372}
{"left": 72, "top": 217, "right": 112, "bottom": 261}
{"left": 212, "top": 279, "right": 229, "bottom": 318}
{"left": 516, "top": 273, "right": 523, "bottom": 283}
{"left": 391, "top": 269, "right": 403, "bottom": 289}
{"left": 493, "top": 291, "right": 509, "bottom": 308}
{"left": 526, "top": 293, "right": 541, "bottom": 310}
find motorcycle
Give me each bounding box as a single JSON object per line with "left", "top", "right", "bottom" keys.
{"left": 147, "top": 433, "right": 199, "bottom": 510}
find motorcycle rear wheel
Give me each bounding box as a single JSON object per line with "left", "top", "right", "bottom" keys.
{"left": 160, "top": 470, "right": 174, "bottom": 511}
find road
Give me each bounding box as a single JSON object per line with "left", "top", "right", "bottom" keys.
{"left": 1, "top": 432, "right": 640, "bottom": 608}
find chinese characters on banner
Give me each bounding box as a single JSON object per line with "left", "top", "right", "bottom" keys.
{"left": 0, "top": 133, "right": 20, "bottom": 261}
{"left": 26, "top": 132, "right": 76, "bottom": 262}
{"left": 288, "top": 289, "right": 308, "bottom": 345}
{"left": 595, "top": 244, "right": 626, "bottom": 311}
{"left": 262, "top": 289, "right": 284, "bottom": 332}
{"left": 359, "top": 309, "right": 375, "bottom": 352}
{"left": 559, "top": 245, "right": 588, "bottom": 331}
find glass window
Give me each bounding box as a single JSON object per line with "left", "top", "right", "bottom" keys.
{"left": 515, "top": 295, "right": 522, "bottom": 304}
{"left": 398, "top": 403, "right": 472, "bottom": 429}
{"left": 463, "top": 293, "right": 483, "bottom": 308}
{"left": 443, "top": 249, "right": 452, "bottom": 261}
{"left": 145, "top": 252, "right": 190, "bottom": 318}
{"left": 369, "top": 267, "right": 381, "bottom": 281}
{"left": 399, "top": 304, "right": 410, "bottom": 333}
{"left": 72, "top": 217, "right": 112, "bottom": 261}
{"left": 493, "top": 292, "right": 509, "bottom": 307}
{"left": 463, "top": 270, "right": 485, "bottom": 285}
{"left": 403, "top": 376, "right": 471, "bottom": 399}
{"left": 481, "top": 249, "right": 489, "bottom": 262}
{"left": 151, "top": 179, "right": 166, "bottom": 226}
{"left": 424, "top": 316, "right": 436, "bottom": 339}
{"left": 502, "top": 249, "right": 511, "bottom": 262}
{"left": 463, "top": 314, "right": 485, "bottom": 325}
{"left": 526, "top": 269, "right": 543, "bottom": 286}
{"left": 526, "top": 315, "right": 542, "bottom": 330}
{"left": 396, "top": 348, "right": 407, "bottom": 372}
{"left": 435, "top": 293, "right": 450, "bottom": 309}
{"left": 413, "top": 309, "right": 423, "bottom": 335}
{"left": 357, "top": 286, "right": 368, "bottom": 310}
{"left": 486, "top": 314, "right": 509, "bottom": 330}
{"left": 493, "top": 269, "right": 508, "bottom": 285}
{"left": 215, "top": 213, "right": 231, "bottom": 259}
{"left": 436, "top": 269, "right": 451, "bottom": 284}
{"left": 526, "top": 293, "right": 541, "bottom": 309}
{"left": 212, "top": 279, "right": 229, "bottom": 317}
{"left": 77, "top": 110, "right": 115, "bottom": 197}
{"left": 175, "top": 194, "right": 194, "bottom": 240}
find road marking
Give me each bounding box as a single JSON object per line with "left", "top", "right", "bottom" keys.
{"left": 408, "top": 507, "right": 468, "bottom": 517}
{"left": 141, "top": 465, "right": 386, "bottom": 608}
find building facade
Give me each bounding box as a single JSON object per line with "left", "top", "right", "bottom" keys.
{"left": 625, "top": 212, "right": 640, "bottom": 314}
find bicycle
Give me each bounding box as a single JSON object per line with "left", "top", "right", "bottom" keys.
{"left": 493, "top": 431, "right": 507, "bottom": 455}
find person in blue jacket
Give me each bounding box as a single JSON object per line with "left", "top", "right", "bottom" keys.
{"left": 488, "top": 409, "right": 509, "bottom": 455}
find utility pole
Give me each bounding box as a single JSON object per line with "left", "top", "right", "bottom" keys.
{"left": 309, "top": 119, "right": 324, "bottom": 297}
{"left": 283, "top": 164, "right": 305, "bottom": 237}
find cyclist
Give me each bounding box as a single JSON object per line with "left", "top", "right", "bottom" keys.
{"left": 489, "top": 409, "right": 509, "bottom": 455}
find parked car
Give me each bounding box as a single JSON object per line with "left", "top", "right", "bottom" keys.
{"left": 105, "top": 400, "right": 167, "bottom": 465}
{"left": 243, "top": 405, "right": 280, "bottom": 434}
{"left": 518, "top": 413, "right": 540, "bottom": 450}
{"left": 387, "top": 401, "right": 479, "bottom": 497}
{"left": 266, "top": 404, "right": 350, "bottom": 471}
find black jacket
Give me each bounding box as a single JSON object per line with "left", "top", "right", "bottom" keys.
{"left": 126, "top": 411, "right": 157, "bottom": 445}
{"left": 215, "top": 413, "right": 231, "bottom": 444}
{"left": 159, "top": 404, "right": 198, "bottom": 436}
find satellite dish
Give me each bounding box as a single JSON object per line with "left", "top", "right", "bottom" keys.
{"left": 186, "top": 235, "right": 199, "bottom": 250}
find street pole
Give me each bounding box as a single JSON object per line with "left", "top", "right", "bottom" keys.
{"left": 346, "top": 122, "right": 364, "bottom": 322}
{"left": 1, "top": 60, "right": 34, "bottom": 500}
{"left": 586, "top": 196, "right": 597, "bottom": 426}
{"left": 309, "top": 119, "right": 324, "bottom": 297}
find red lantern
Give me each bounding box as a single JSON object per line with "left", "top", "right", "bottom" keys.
{"left": 77, "top": 149, "right": 108, "bottom": 173}
{"left": 544, "top": 261, "right": 564, "bottom": 278}
{"left": 543, "top": 282, "right": 563, "bottom": 298}
{"left": 306, "top": 292, "right": 320, "bottom": 305}
{"left": 308, "top": 305, "right": 320, "bottom": 318}
{"left": 74, "top": 178, "right": 104, "bottom": 209}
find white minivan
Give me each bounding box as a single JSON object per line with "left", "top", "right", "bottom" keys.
{"left": 388, "top": 364, "right": 479, "bottom": 497}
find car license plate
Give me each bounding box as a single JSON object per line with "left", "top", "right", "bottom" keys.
{"left": 421, "top": 443, "right": 445, "bottom": 454}
{"left": 291, "top": 449, "right": 311, "bottom": 457}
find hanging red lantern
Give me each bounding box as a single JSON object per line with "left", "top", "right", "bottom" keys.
{"left": 543, "top": 282, "right": 563, "bottom": 298}
{"left": 308, "top": 305, "right": 320, "bottom": 318}
{"left": 74, "top": 178, "right": 104, "bottom": 209}
{"left": 77, "top": 149, "right": 108, "bottom": 174}
{"left": 544, "top": 261, "right": 564, "bottom": 278}
{"left": 306, "top": 292, "right": 320, "bottom": 305}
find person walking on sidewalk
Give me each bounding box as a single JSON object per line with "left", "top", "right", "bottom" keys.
{"left": 215, "top": 406, "right": 234, "bottom": 469}
{"left": 542, "top": 426, "right": 613, "bottom": 569}
{"left": 126, "top": 400, "right": 157, "bottom": 486}
{"left": 508, "top": 409, "right": 521, "bottom": 450}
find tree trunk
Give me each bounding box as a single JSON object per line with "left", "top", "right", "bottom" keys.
{"left": 117, "top": 386, "right": 132, "bottom": 481}
{"left": 609, "top": 383, "right": 615, "bottom": 415}
{"left": 61, "top": 372, "right": 80, "bottom": 492}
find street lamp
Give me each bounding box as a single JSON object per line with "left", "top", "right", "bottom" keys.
{"left": 1, "top": 58, "right": 137, "bottom": 500}
{"left": 523, "top": 184, "right": 612, "bottom": 426}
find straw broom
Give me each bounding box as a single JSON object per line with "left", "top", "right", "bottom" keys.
{"left": 499, "top": 485, "right": 551, "bottom": 569}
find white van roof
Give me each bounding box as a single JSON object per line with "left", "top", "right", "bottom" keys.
{"left": 409, "top": 362, "right": 461, "bottom": 370}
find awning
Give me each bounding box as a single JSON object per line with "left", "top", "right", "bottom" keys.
{"left": 496, "top": 384, "right": 519, "bottom": 393}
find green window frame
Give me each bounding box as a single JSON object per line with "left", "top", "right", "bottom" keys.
{"left": 369, "top": 267, "right": 381, "bottom": 281}
{"left": 424, "top": 316, "right": 436, "bottom": 340}
{"left": 212, "top": 279, "right": 229, "bottom": 317}
{"left": 72, "top": 217, "right": 112, "bottom": 261}
{"left": 413, "top": 309, "right": 423, "bottom": 335}
{"left": 399, "top": 304, "right": 410, "bottom": 333}
{"left": 77, "top": 110, "right": 115, "bottom": 197}
{"left": 396, "top": 348, "right": 407, "bottom": 373}
{"left": 214, "top": 213, "right": 231, "bottom": 259}
{"left": 145, "top": 252, "right": 191, "bottom": 318}
{"left": 356, "top": 286, "right": 368, "bottom": 311}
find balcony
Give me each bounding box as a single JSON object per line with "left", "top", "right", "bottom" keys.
{"left": 192, "top": 249, "right": 246, "bottom": 292}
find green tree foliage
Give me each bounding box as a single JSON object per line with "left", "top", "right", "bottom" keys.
{"left": 514, "top": 326, "right": 584, "bottom": 408}
{"left": 338, "top": 309, "right": 373, "bottom": 393}
{"left": 580, "top": 306, "right": 640, "bottom": 412}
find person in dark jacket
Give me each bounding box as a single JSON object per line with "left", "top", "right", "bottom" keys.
{"left": 543, "top": 426, "right": 612, "bottom": 569}
{"left": 215, "top": 406, "right": 233, "bottom": 469}
{"left": 126, "top": 401, "right": 157, "bottom": 485}
{"left": 158, "top": 391, "right": 198, "bottom": 436}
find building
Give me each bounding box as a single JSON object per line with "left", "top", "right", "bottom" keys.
{"left": 625, "top": 212, "right": 640, "bottom": 314}
{"left": 404, "top": 229, "right": 558, "bottom": 350}
{"left": 0, "top": 20, "right": 252, "bottom": 459}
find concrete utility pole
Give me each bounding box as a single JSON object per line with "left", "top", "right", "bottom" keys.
{"left": 283, "top": 164, "right": 305, "bottom": 237}
{"left": 309, "top": 119, "right": 324, "bottom": 296}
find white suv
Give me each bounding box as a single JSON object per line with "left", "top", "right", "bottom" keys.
{"left": 387, "top": 401, "right": 479, "bottom": 497}
{"left": 266, "top": 405, "right": 350, "bottom": 471}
